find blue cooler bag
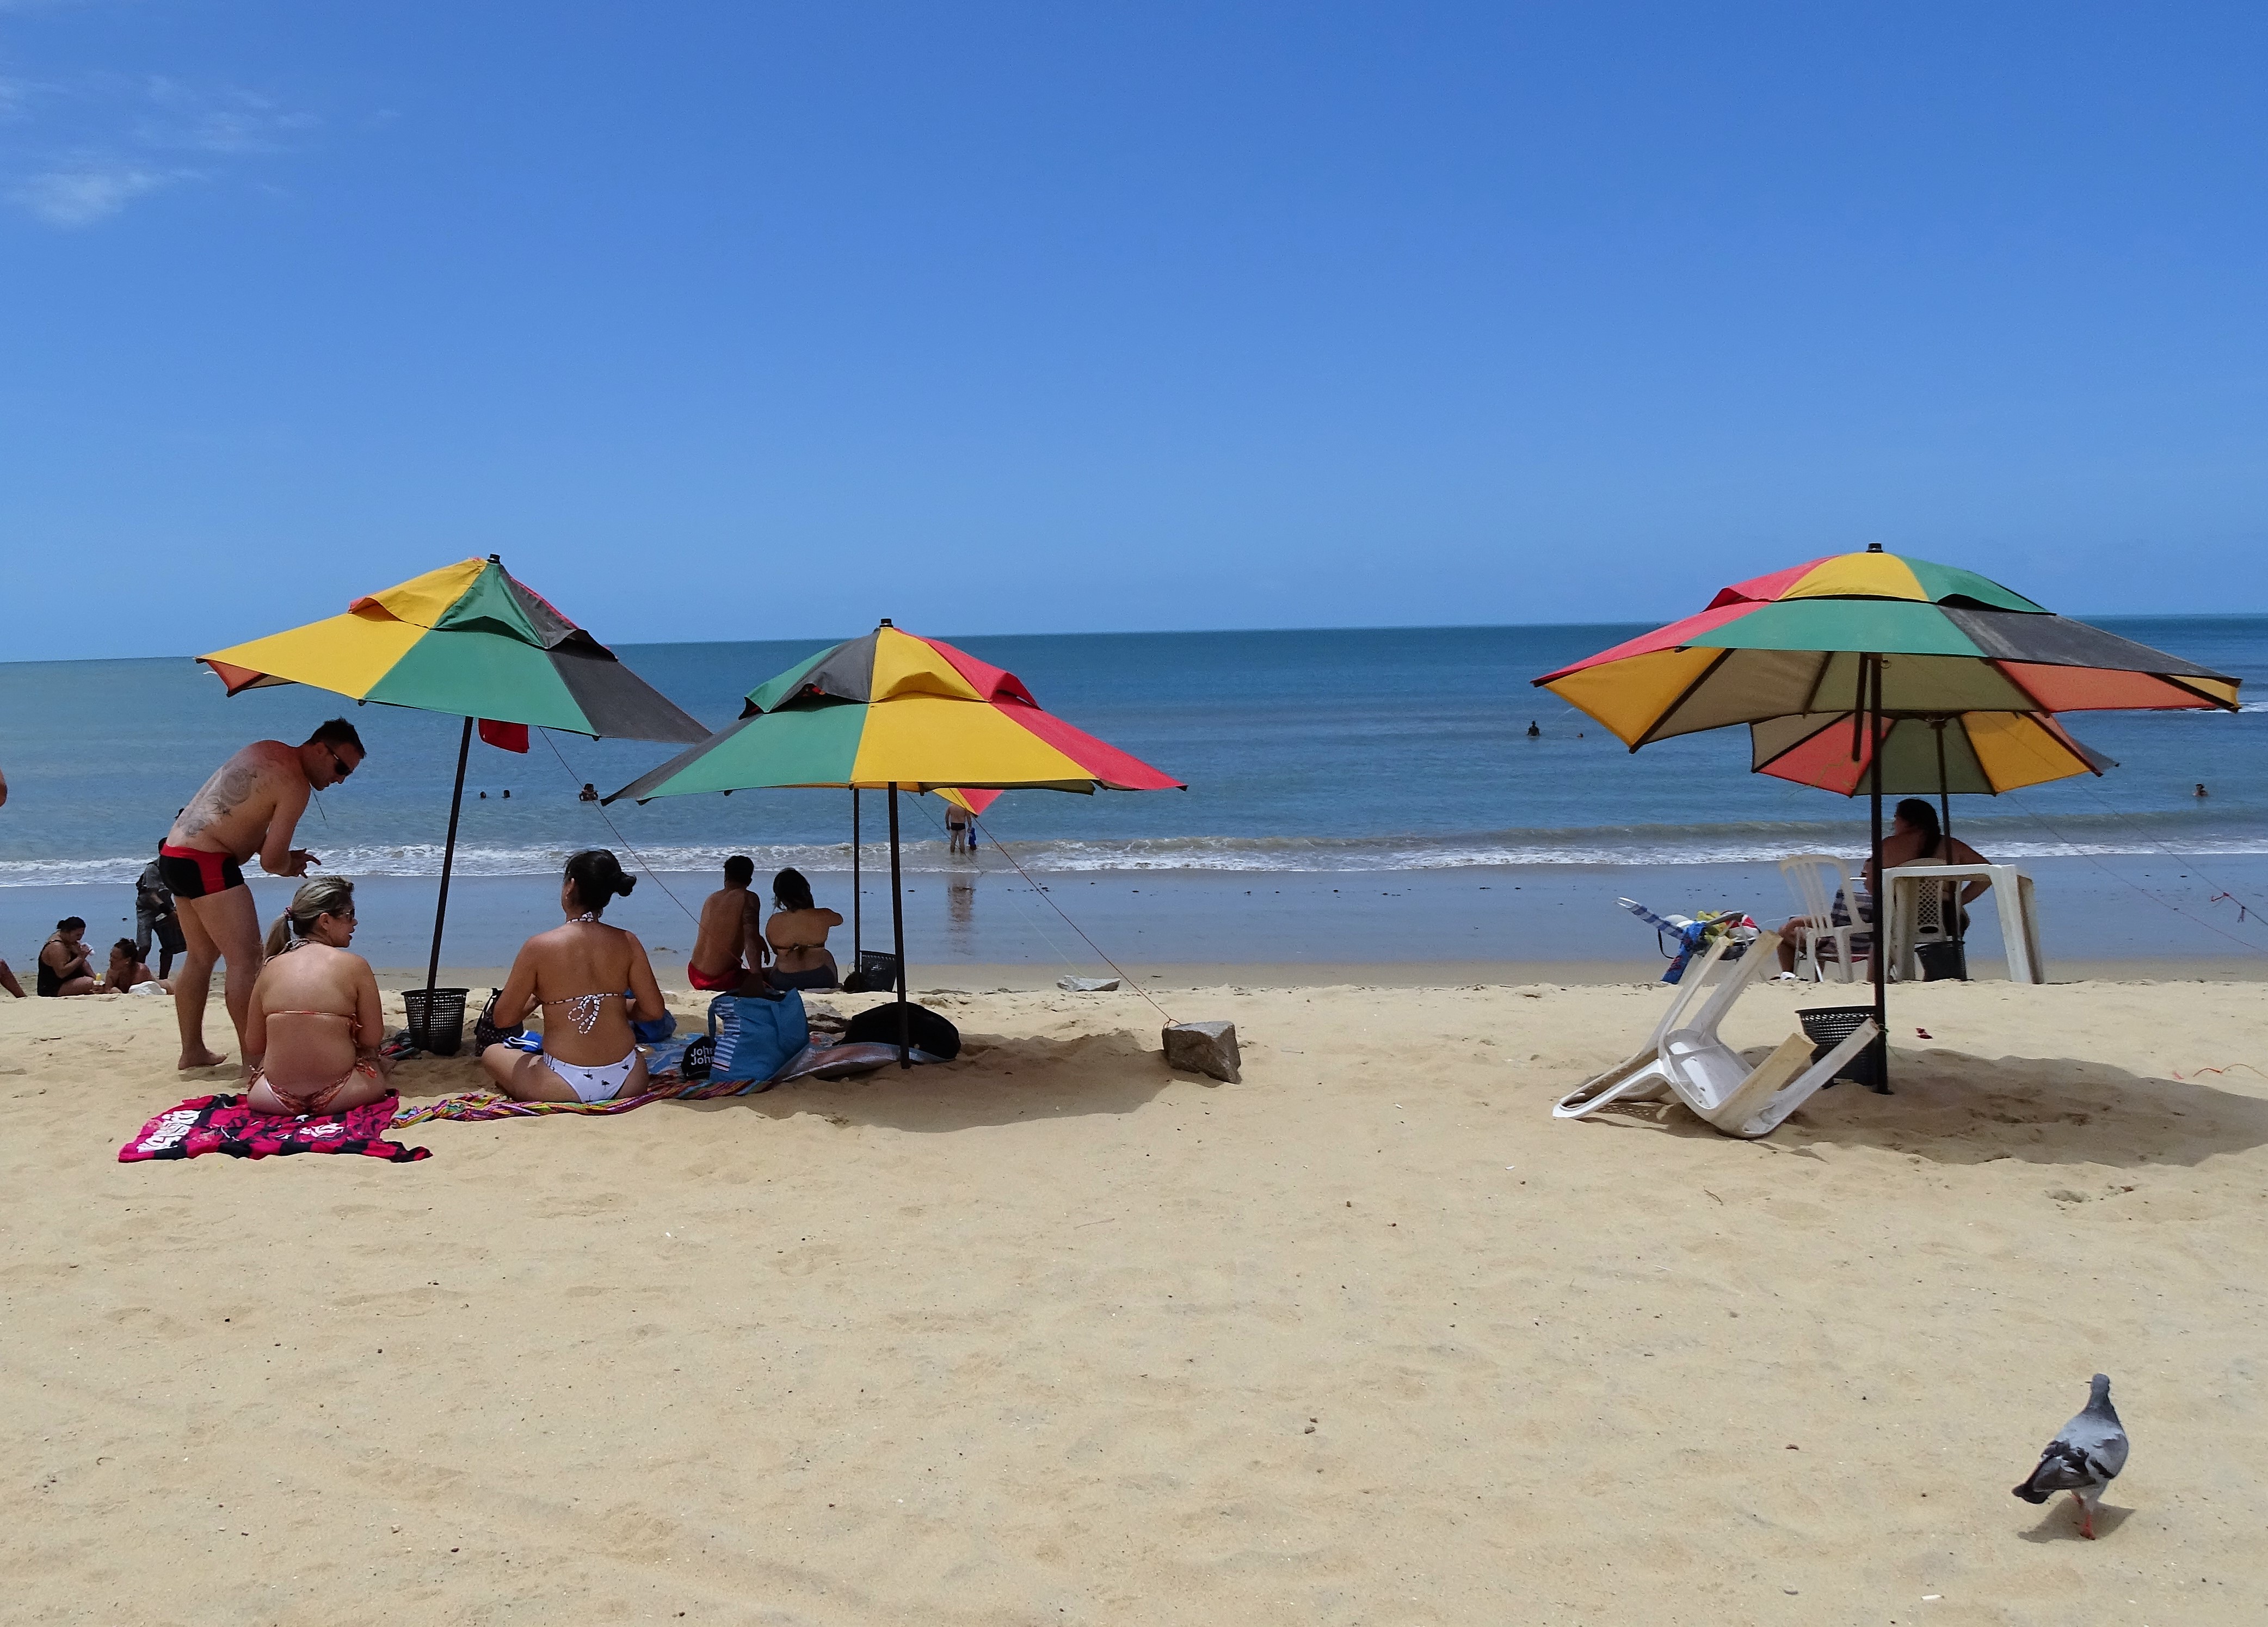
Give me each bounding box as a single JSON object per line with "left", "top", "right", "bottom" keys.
{"left": 707, "top": 990, "right": 809, "bottom": 1087}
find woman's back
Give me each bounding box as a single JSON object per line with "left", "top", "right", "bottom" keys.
{"left": 254, "top": 944, "right": 371, "bottom": 1083}
{"left": 766, "top": 907, "right": 841, "bottom": 969}
{"left": 523, "top": 921, "right": 639, "bottom": 1065}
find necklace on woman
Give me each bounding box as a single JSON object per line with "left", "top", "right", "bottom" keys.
{"left": 568, "top": 911, "right": 599, "bottom": 925}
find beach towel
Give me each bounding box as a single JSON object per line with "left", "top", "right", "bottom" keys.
{"left": 386, "top": 1041, "right": 945, "bottom": 1128}
{"left": 119, "top": 1093, "right": 430, "bottom": 1164}
{"left": 390, "top": 1073, "right": 776, "bottom": 1126}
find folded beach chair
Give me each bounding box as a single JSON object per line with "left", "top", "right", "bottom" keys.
{"left": 1554, "top": 932, "right": 1879, "bottom": 1138}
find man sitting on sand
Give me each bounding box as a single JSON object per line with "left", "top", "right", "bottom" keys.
{"left": 38, "top": 917, "right": 100, "bottom": 996}
{"left": 161, "top": 720, "right": 365, "bottom": 1072}
{"left": 687, "top": 854, "right": 771, "bottom": 994}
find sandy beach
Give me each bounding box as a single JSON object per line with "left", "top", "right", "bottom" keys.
{"left": 6, "top": 969, "right": 2265, "bottom": 1624}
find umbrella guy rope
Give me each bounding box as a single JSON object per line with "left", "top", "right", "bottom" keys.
{"left": 902, "top": 797, "right": 1109, "bottom": 982}
{"left": 2004, "top": 789, "right": 2267, "bottom": 957}
{"left": 539, "top": 729, "right": 702, "bottom": 929}
{"left": 952, "top": 806, "right": 1180, "bottom": 1026}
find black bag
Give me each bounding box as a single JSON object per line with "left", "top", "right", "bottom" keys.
{"left": 842, "top": 950, "right": 902, "bottom": 995}
{"left": 472, "top": 988, "right": 523, "bottom": 1056}
{"left": 680, "top": 1033, "right": 716, "bottom": 1081}
{"left": 844, "top": 1001, "right": 960, "bottom": 1059}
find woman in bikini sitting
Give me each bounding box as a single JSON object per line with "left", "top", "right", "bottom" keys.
{"left": 764, "top": 866, "right": 843, "bottom": 991}
{"left": 480, "top": 849, "right": 668, "bottom": 1104}
{"left": 244, "top": 877, "right": 393, "bottom": 1116}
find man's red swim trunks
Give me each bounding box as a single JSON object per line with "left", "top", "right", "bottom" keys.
{"left": 687, "top": 961, "right": 742, "bottom": 993}
{"left": 158, "top": 844, "right": 245, "bottom": 898}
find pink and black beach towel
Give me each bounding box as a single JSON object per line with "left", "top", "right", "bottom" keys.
{"left": 119, "top": 1093, "right": 430, "bottom": 1164}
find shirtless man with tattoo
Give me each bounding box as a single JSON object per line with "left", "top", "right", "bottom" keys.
{"left": 162, "top": 720, "right": 366, "bottom": 1071}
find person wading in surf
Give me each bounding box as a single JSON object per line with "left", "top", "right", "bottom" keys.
{"left": 161, "top": 720, "right": 366, "bottom": 1073}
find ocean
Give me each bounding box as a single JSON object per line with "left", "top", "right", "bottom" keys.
{"left": 3, "top": 619, "right": 2265, "bottom": 970}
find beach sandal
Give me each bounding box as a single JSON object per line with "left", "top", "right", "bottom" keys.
{"left": 381, "top": 1029, "right": 422, "bottom": 1061}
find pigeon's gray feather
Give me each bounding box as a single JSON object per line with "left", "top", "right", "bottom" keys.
{"left": 2013, "top": 1373, "right": 2128, "bottom": 1505}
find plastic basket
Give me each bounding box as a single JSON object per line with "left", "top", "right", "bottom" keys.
{"left": 403, "top": 987, "right": 469, "bottom": 1057}
{"left": 1797, "top": 1003, "right": 1881, "bottom": 1089}
{"left": 1915, "top": 940, "right": 1969, "bottom": 982}
{"left": 854, "top": 950, "right": 902, "bottom": 994}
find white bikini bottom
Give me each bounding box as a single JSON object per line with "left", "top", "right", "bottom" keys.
{"left": 541, "top": 1047, "right": 639, "bottom": 1103}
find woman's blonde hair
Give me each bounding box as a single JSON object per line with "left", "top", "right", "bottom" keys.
{"left": 269, "top": 876, "right": 356, "bottom": 953}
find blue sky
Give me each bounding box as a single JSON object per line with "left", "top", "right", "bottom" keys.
{"left": 2, "top": 2, "right": 2263, "bottom": 661}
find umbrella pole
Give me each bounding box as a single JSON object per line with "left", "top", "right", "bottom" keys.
{"left": 1868, "top": 656, "right": 1889, "bottom": 1092}
{"left": 852, "top": 788, "right": 862, "bottom": 966}
{"left": 425, "top": 716, "right": 474, "bottom": 1000}
{"left": 1933, "top": 719, "right": 1951, "bottom": 846}
{"left": 888, "top": 784, "right": 909, "bottom": 1068}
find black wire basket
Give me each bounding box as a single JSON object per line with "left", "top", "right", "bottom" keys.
{"left": 403, "top": 987, "right": 469, "bottom": 1057}
{"left": 1797, "top": 1003, "right": 1881, "bottom": 1090}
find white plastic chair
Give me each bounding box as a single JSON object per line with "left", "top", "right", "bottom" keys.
{"left": 1553, "top": 932, "right": 1879, "bottom": 1138}
{"left": 1778, "top": 854, "right": 1862, "bottom": 983}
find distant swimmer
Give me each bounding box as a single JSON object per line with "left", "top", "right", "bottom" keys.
{"left": 161, "top": 720, "right": 365, "bottom": 1073}
{"left": 580, "top": 783, "right": 599, "bottom": 802}
{"left": 2197, "top": 782, "right": 2209, "bottom": 797}
{"left": 1526, "top": 721, "right": 1541, "bottom": 738}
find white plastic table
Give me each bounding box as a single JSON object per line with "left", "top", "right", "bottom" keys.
{"left": 1882, "top": 863, "right": 2044, "bottom": 984}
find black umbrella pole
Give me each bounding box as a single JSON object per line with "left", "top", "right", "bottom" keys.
{"left": 1868, "top": 657, "right": 1889, "bottom": 1092}
{"left": 1933, "top": 719, "right": 1951, "bottom": 846}
{"left": 852, "top": 788, "right": 862, "bottom": 962}
{"left": 889, "top": 785, "right": 909, "bottom": 1068}
{"left": 426, "top": 716, "right": 474, "bottom": 997}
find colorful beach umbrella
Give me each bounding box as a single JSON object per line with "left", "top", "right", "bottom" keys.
{"left": 202, "top": 556, "right": 706, "bottom": 743}
{"left": 1751, "top": 710, "right": 2114, "bottom": 797}
{"left": 1539, "top": 547, "right": 2238, "bottom": 746}
{"left": 611, "top": 620, "right": 1183, "bottom": 1062}
{"left": 614, "top": 622, "right": 1184, "bottom": 798}
{"left": 1536, "top": 545, "right": 2242, "bottom": 1087}
{"left": 202, "top": 556, "right": 708, "bottom": 1009}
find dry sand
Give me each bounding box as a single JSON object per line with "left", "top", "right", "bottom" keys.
{"left": 5, "top": 972, "right": 2266, "bottom": 1625}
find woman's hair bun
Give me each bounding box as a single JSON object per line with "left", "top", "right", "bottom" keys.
{"left": 564, "top": 848, "right": 634, "bottom": 911}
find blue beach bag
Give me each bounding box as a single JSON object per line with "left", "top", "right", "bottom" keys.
{"left": 706, "top": 990, "right": 809, "bottom": 1087}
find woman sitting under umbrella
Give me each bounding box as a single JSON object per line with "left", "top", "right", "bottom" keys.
{"left": 482, "top": 851, "right": 670, "bottom": 1103}
{"left": 764, "top": 867, "right": 843, "bottom": 992}
{"left": 1774, "top": 798, "right": 1992, "bottom": 976}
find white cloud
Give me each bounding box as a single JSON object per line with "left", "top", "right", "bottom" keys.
{"left": 2, "top": 69, "right": 312, "bottom": 226}
{"left": 9, "top": 161, "right": 181, "bottom": 224}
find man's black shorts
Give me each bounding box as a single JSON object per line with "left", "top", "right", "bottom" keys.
{"left": 158, "top": 846, "right": 245, "bottom": 898}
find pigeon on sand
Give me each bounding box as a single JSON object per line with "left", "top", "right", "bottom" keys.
{"left": 2012, "top": 1373, "right": 2128, "bottom": 1538}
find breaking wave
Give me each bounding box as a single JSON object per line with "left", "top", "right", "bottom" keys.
{"left": 5, "top": 811, "right": 2264, "bottom": 888}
